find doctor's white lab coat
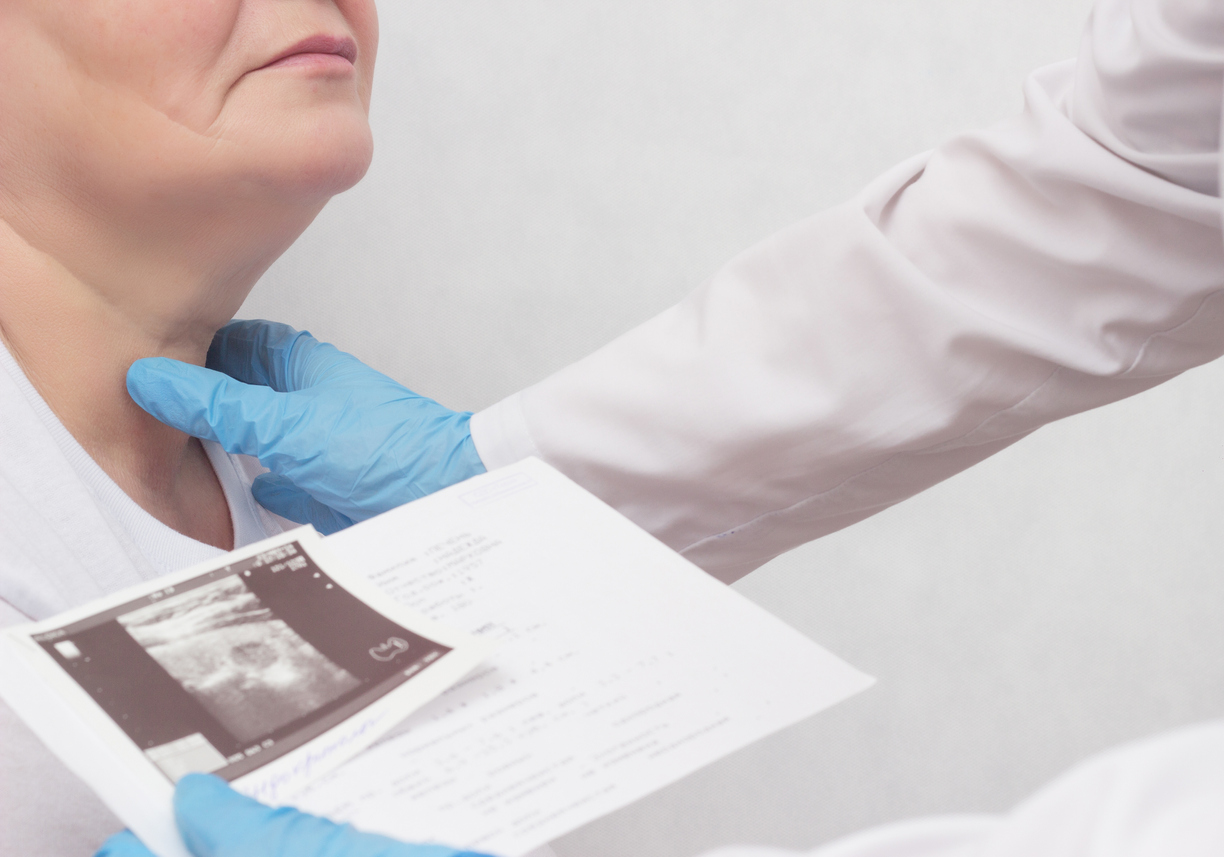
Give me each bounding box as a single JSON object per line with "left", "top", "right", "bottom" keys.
{"left": 472, "top": 0, "right": 1224, "bottom": 854}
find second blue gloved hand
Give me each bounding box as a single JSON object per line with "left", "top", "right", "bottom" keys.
{"left": 96, "top": 773, "right": 495, "bottom": 857}
{"left": 126, "top": 320, "right": 486, "bottom": 534}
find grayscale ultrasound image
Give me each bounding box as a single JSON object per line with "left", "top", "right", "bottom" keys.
{"left": 35, "top": 541, "right": 451, "bottom": 782}
{"left": 118, "top": 576, "right": 361, "bottom": 744}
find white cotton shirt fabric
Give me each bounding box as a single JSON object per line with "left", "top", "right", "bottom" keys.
{"left": 470, "top": 0, "right": 1224, "bottom": 855}
{"left": 0, "top": 338, "right": 290, "bottom": 855}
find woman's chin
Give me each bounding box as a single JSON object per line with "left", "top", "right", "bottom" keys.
{"left": 242, "top": 121, "right": 374, "bottom": 200}
{"left": 289, "top": 140, "right": 374, "bottom": 198}
{"left": 214, "top": 91, "right": 375, "bottom": 199}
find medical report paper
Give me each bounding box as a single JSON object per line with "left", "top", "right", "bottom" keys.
{"left": 294, "top": 459, "right": 873, "bottom": 854}
{"left": 1, "top": 459, "right": 872, "bottom": 857}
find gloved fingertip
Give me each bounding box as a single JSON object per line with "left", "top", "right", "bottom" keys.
{"left": 252, "top": 473, "right": 355, "bottom": 535}
{"left": 251, "top": 472, "right": 310, "bottom": 519}
{"left": 125, "top": 358, "right": 215, "bottom": 426}
{"left": 250, "top": 471, "right": 296, "bottom": 493}
{"left": 94, "top": 830, "right": 156, "bottom": 857}
{"left": 175, "top": 775, "right": 277, "bottom": 857}
{"left": 126, "top": 357, "right": 182, "bottom": 404}
{"left": 209, "top": 320, "right": 324, "bottom": 392}
{"left": 174, "top": 773, "right": 244, "bottom": 819}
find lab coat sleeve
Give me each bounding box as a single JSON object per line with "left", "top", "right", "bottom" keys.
{"left": 470, "top": 0, "right": 1224, "bottom": 584}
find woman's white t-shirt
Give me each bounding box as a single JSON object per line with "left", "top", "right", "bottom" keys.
{"left": 0, "top": 339, "right": 290, "bottom": 855}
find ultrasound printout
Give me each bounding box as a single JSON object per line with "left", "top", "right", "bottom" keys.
{"left": 0, "top": 528, "right": 487, "bottom": 857}
{"left": 31, "top": 539, "right": 451, "bottom": 782}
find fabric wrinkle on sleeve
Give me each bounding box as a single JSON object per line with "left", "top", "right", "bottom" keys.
{"left": 1069, "top": 0, "right": 1223, "bottom": 196}
{"left": 484, "top": 0, "right": 1224, "bottom": 583}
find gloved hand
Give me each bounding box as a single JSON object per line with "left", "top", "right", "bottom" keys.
{"left": 126, "top": 320, "right": 486, "bottom": 534}
{"left": 95, "top": 773, "right": 494, "bottom": 857}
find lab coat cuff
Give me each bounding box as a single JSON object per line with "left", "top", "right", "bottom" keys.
{"left": 470, "top": 393, "right": 542, "bottom": 471}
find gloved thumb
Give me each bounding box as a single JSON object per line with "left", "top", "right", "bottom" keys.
{"left": 127, "top": 357, "right": 289, "bottom": 460}
{"left": 95, "top": 830, "right": 157, "bottom": 857}
{"left": 252, "top": 473, "right": 355, "bottom": 535}
{"left": 174, "top": 774, "right": 491, "bottom": 857}
{"left": 175, "top": 774, "right": 329, "bottom": 857}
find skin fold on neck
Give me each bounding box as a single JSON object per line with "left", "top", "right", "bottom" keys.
{"left": 0, "top": 217, "right": 260, "bottom": 552}
{"left": 0, "top": 147, "right": 344, "bottom": 554}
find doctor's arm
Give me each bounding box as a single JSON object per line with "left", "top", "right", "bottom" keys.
{"left": 472, "top": 0, "right": 1224, "bottom": 582}
{"left": 130, "top": 0, "right": 1224, "bottom": 585}
{"left": 468, "top": 0, "right": 1224, "bottom": 584}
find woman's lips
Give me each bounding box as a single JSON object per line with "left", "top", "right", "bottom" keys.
{"left": 264, "top": 52, "right": 353, "bottom": 72}
{"left": 258, "top": 35, "right": 358, "bottom": 72}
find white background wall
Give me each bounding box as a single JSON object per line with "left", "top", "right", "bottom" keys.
{"left": 241, "top": 2, "right": 1224, "bottom": 855}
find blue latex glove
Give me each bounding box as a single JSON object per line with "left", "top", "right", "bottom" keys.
{"left": 95, "top": 773, "right": 494, "bottom": 857}
{"left": 126, "top": 320, "right": 486, "bottom": 534}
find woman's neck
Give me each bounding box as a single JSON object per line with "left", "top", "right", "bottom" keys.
{"left": 0, "top": 220, "right": 240, "bottom": 550}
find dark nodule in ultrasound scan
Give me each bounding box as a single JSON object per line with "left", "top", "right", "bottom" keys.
{"left": 34, "top": 542, "right": 449, "bottom": 782}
